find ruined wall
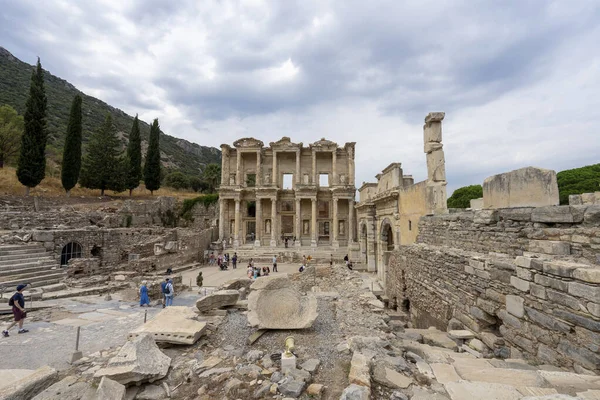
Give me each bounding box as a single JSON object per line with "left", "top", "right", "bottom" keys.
{"left": 387, "top": 205, "right": 600, "bottom": 373}
{"left": 570, "top": 192, "right": 600, "bottom": 206}
{"left": 397, "top": 181, "right": 428, "bottom": 245}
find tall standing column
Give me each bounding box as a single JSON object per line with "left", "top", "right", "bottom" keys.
{"left": 256, "top": 150, "right": 261, "bottom": 186}
{"left": 255, "top": 198, "right": 262, "bottom": 247}
{"left": 312, "top": 150, "right": 317, "bottom": 185}
{"left": 233, "top": 199, "right": 240, "bottom": 247}
{"left": 272, "top": 150, "right": 277, "bottom": 186}
{"left": 295, "top": 150, "right": 301, "bottom": 186}
{"left": 236, "top": 150, "right": 242, "bottom": 186}
{"left": 311, "top": 197, "right": 317, "bottom": 247}
{"left": 348, "top": 199, "right": 355, "bottom": 243}
{"left": 295, "top": 198, "right": 301, "bottom": 247}
{"left": 218, "top": 198, "right": 225, "bottom": 241}
{"left": 221, "top": 147, "right": 228, "bottom": 185}
{"left": 332, "top": 150, "right": 337, "bottom": 186}
{"left": 348, "top": 146, "right": 355, "bottom": 186}
{"left": 270, "top": 198, "right": 277, "bottom": 247}
{"left": 332, "top": 197, "right": 339, "bottom": 248}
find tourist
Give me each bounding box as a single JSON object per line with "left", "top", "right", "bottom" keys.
{"left": 217, "top": 254, "right": 222, "bottom": 268}
{"left": 330, "top": 254, "right": 334, "bottom": 267}
{"left": 262, "top": 266, "right": 268, "bottom": 276}
{"left": 160, "top": 278, "right": 169, "bottom": 308}
{"left": 232, "top": 252, "right": 238, "bottom": 269}
{"left": 299, "top": 263, "right": 306, "bottom": 273}
{"left": 285, "top": 237, "right": 288, "bottom": 248}
{"left": 165, "top": 279, "right": 174, "bottom": 307}
{"left": 139, "top": 280, "right": 150, "bottom": 307}
{"left": 2, "top": 284, "right": 29, "bottom": 337}
{"left": 209, "top": 252, "right": 215, "bottom": 265}
{"left": 272, "top": 255, "right": 278, "bottom": 272}
{"left": 307, "top": 255, "right": 312, "bottom": 265}
{"left": 247, "top": 264, "right": 253, "bottom": 279}
{"left": 302, "top": 255, "right": 307, "bottom": 265}
{"left": 249, "top": 258, "right": 254, "bottom": 268}
{"left": 344, "top": 254, "right": 349, "bottom": 267}
{"left": 253, "top": 265, "right": 259, "bottom": 279}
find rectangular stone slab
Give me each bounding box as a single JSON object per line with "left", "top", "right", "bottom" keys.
{"left": 128, "top": 306, "right": 207, "bottom": 345}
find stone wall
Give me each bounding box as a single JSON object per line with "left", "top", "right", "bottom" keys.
{"left": 386, "top": 204, "right": 600, "bottom": 373}
{"left": 570, "top": 192, "right": 600, "bottom": 206}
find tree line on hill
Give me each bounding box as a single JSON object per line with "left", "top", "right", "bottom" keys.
{"left": 0, "top": 58, "right": 221, "bottom": 196}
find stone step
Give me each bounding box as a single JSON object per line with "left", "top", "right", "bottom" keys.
{"left": 0, "top": 264, "right": 58, "bottom": 278}
{"left": 0, "top": 272, "right": 66, "bottom": 287}
{"left": 0, "top": 247, "right": 47, "bottom": 256}
{"left": 0, "top": 266, "right": 62, "bottom": 283}
{"left": 0, "top": 259, "right": 56, "bottom": 271}
{"left": 0, "top": 251, "right": 52, "bottom": 262}
{"left": 0, "top": 244, "right": 46, "bottom": 251}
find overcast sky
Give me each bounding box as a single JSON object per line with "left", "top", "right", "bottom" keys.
{"left": 1, "top": 0, "right": 599, "bottom": 193}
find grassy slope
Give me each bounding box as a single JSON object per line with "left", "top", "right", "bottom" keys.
{"left": 0, "top": 47, "right": 221, "bottom": 175}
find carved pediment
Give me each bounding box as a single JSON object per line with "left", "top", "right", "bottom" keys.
{"left": 309, "top": 137, "right": 338, "bottom": 150}
{"left": 233, "top": 137, "right": 264, "bottom": 148}
{"left": 269, "top": 136, "right": 302, "bottom": 150}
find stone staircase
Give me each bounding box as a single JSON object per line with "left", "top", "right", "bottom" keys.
{"left": 0, "top": 244, "right": 65, "bottom": 291}
{"left": 224, "top": 245, "right": 353, "bottom": 265}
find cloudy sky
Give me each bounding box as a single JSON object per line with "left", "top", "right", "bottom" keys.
{"left": 1, "top": 0, "right": 599, "bottom": 193}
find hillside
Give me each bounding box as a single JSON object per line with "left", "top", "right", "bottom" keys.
{"left": 0, "top": 46, "right": 220, "bottom": 175}
{"left": 557, "top": 163, "right": 600, "bottom": 204}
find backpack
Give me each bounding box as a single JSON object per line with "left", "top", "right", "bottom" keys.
{"left": 161, "top": 282, "right": 169, "bottom": 294}
{"left": 8, "top": 295, "right": 14, "bottom": 306}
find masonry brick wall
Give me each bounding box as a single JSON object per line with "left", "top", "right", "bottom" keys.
{"left": 386, "top": 204, "right": 600, "bottom": 373}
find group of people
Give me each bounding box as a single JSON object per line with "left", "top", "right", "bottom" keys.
{"left": 209, "top": 252, "right": 238, "bottom": 270}
{"left": 138, "top": 278, "right": 174, "bottom": 308}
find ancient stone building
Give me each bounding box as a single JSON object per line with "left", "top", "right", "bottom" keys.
{"left": 218, "top": 137, "right": 357, "bottom": 248}
{"left": 356, "top": 112, "right": 448, "bottom": 282}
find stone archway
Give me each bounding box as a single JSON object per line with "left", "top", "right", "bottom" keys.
{"left": 61, "top": 242, "right": 83, "bottom": 266}
{"left": 379, "top": 218, "right": 395, "bottom": 283}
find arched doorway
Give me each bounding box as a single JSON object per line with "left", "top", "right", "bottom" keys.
{"left": 383, "top": 223, "right": 394, "bottom": 251}
{"left": 61, "top": 242, "right": 83, "bottom": 266}
{"left": 379, "top": 220, "right": 395, "bottom": 283}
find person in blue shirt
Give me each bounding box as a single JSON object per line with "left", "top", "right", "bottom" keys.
{"left": 3, "top": 284, "right": 29, "bottom": 337}
{"left": 139, "top": 281, "right": 150, "bottom": 307}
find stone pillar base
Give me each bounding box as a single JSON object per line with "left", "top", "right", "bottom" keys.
{"left": 270, "top": 240, "right": 277, "bottom": 247}
{"left": 233, "top": 239, "right": 239, "bottom": 248}
{"left": 311, "top": 240, "right": 317, "bottom": 247}
{"left": 281, "top": 353, "right": 297, "bottom": 374}
{"left": 254, "top": 240, "right": 261, "bottom": 247}
{"left": 294, "top": 241, "right": 302, "bottom": 248}
{"left": 331, "top": 240, "right": 339, "bottom": 249}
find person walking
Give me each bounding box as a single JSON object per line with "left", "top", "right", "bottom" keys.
{"left": 272, "top": 255, "right": 278, "bottom": 272}
{"left": 247, "top": 264, "right": 253, "bottom": 279}
{"left": 139, "top": 281, "right": 150, "bottom": 307}
{"left": 232, "top": 252, "right": 238, "bottom": 269}
{"left": 3, "top": 284, "right": 29, "bottom": 337}
{"left": 165, "top": 279, "right": 174, "bottom": 307}
{"left": 160, "top": 278, "right": 169, "bottom": 308}
{"left": 209, "top": 252, "right": 215, "bottom": 265}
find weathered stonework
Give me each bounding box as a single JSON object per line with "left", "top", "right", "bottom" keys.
{"left": 386, "top": 205, "right": 600, "bottom": 373}
{"left": 483, "top": 167, "right": 560, "bottom": 209}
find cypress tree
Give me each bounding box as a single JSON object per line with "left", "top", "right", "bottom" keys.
{"left": 61, "top": 95, "right": 83, "bottom": 196}
{"left": 79, "top": 113, "right": 124, "bottom": 196}
{"left": 16, "top": 58, "right": 48, "bottom": 196}
{"left": 144, "top": 118, "right": 161, "bottom": 194}
{"left": 125, "top": 115, "right": 142, "bottom": 196}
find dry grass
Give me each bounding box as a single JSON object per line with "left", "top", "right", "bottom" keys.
{"left": 0, "top": 167, "right": 200, "bottom": 199}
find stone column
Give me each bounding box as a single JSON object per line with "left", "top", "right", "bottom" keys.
{"left": 255, "top": 198, "right": 262, "bottom": 247}
{"left": 332, "top": 197, "right": 339, "bottom": 248}
{"left": 295, "top": 150, "right": 301, "bottom": 186}
{"left": 295, "top": 198, "right": 301, "bottom": 247}
{"left": 332, "top": 149, "right": 337, "bottom": 186}
{"left": 233, "top": 199, "right": 241, "bottom": 247}
{"left": 366, "top": 216, "right": 376, "bottom": 272}
{"left": 348, "top": 146, "right": 355, "bottom": 186}
{"left": 311, "top": 197, "right": 317, "bottom": 247}
{"left": 236, "top": 150, "right": 242, "bottom": 186}
{"left": 256, "top": 150, "right": 261, "bottom": 186}
{"left": 348, "top": 199, "right": 355, "bottom": 243}
{"left": 270, "top": 198, "right": 277, "bottom": 247}
{"left": 312, "top": 150, "right": 317, "bottom": 185}
{"left": 218, "top": 198, "right": 225, "bottom": 241}
{"left": 272, "top": 150, "right": 277, "bottom": 186}
{"left": 220, "top": 147, "right": 229, "bottom": 185}
{"left": 424, "top": 112, "right": 448, "bottom": 215}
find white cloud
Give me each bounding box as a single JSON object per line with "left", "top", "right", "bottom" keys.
{"left": 1, "top": 0, "right": 599, "bottom": 193}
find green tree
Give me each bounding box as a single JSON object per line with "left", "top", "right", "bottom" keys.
{"left": 79, "top": 113, "right": 125, "bottom": 196}
{"left": 164, "top": 171, "right": 190, "bottom": 190}
{"left": 447, "top": 184, "right": 483, "bottom": 208}
{"left": 144, "top": 118, "right": 161, "bottom": 194}
{"left": 189, "top": 176, "right": 208, "bottom": 192}
{"left": 202, "top": 163, "right": 221, "bottom": 193}
{"left": 557, "top": 163, "right": 600, "bottom": 204}
{"left": 125, "top": 115, "right": 142, "bottom": 196}
{"left": 60, "top": 95, "right": 82, "bottom": 195}
{"left": 0, "top": 105, "right": 24, "bottom": 168}
{"left": 16, "top": 58, "right": 48, "bottom": 195}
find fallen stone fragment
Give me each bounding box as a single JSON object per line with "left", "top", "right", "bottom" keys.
{"left": 0, "top": 365, "right": 58, "bottom": 400}
{"left": 287, "top": 368, "right": 312, "bottom": 383}
{"left": 444, "top": 380, "right": 523, "bottom": 400}
{"left": 340, "top": 384, "right": 370, "bottom": 400}
{"left": 219, "top": 277, "right": 253, "bottom": 291}
{"left": 32, "top": 376, "right": 92, "bottom": 400}
{"left": 94, "top": 334, "right": 171, "bottom": 385}
{"left": 196, "top": 290, "right": 240, "bottom": 312}
{"left": 129, "top": 306, "right": 207, "bottom": 345}
{"left": 247, "top": 329, "right": 267, "bottom": 345}
{"left": 278, "top": 377, "right": 306, "bottom": 398}
{"left": 348, "top": 352, "right": 371, "bottom": 387}
{"left": 248, "top": 274, "right": 318, "bottom": 329}
{"left": 372, "top": 365, "right": 413, "bottom": 389}
{"left": 301, "top": 358, "right": 321, "bottom": 373}
{"left": 307, "top": 383, "right": 325, "bottom": 396}
{"left": 91, "top": 377, "right": 126, "bottom": 400}
{"left": 246, "top": 350, "right": 264, "bottom": 362}
{"left": 224, "top": 378, "right": 242, "bottom": 395}
{"left": 199, "top": 367, "right": 233, "bottom": 378}
{"left": 135, "top": 384, "right": 166, "bottom": 400}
